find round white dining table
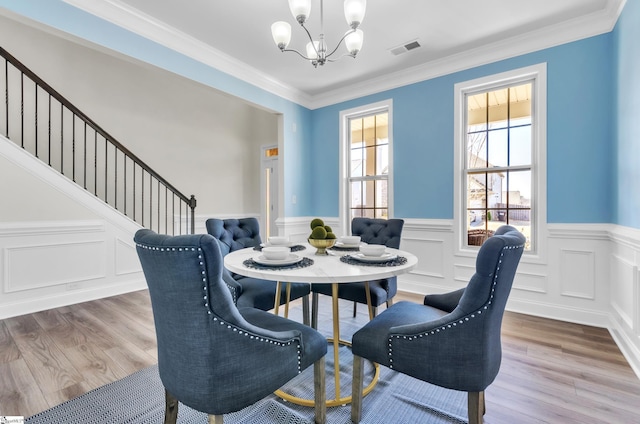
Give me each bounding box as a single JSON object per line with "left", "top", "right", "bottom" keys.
{"left": 224, "top": 243, "right": 418, "bottom": 407}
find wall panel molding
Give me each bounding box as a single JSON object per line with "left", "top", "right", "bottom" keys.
{"left": 4, "top": 239, "right": 106, "bottom": 293}
{"left": 0, "top": 220, "right": 105, "bottom": 237}
{"left": 559, "top": 249, "right": 596, "bottom": 299}
{"left": 0, "top": 218, "right": 144, "bottom": 319}
{"left": 115, "top": 237, "right": 142, "bottom": 276}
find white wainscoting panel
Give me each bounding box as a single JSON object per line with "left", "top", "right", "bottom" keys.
{"left": 402, "top": 237, "right": 444, "bottom": 279}
{"left": 610, "top": 254, "right": 636, "bottom": 329}
{"left": 115, "top": 236, "right": 142, "bottom": 276}
{"left": 453, "top": 263, "right": 475, "bottom": 286}
{"left": 635, "top": 266, "right": 640, "bottom": 335}
{"left": 0, "top": 218, "right": 146, "bottom": 320}
{"left": 4, "top": 240, "right": 106, "bottom": 292}
{"left": 511, "top": 271, "right": 547, "bottom": 294}
{"left": 560, "top": 249, "right": 596, "bottom": 299}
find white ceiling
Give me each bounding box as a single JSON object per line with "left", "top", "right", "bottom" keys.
{"left": 62, "top": 0, "right": 623, "bottom": 109}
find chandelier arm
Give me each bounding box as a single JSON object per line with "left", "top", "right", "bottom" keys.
{"left": 299, "top": 22, "right": 321, "bottom": 57}
{"left": 280, "top": 48, "right": 315, "bottom": 61}
{"left": 325, "top": 28, "right": 356, "bottom": 59}
{"left": 326, "top": 53, "right": 357, "bottom": 62}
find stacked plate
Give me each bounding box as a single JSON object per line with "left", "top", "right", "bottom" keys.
{"left": 253, "top": 254, "right": 303, "bottom": 266}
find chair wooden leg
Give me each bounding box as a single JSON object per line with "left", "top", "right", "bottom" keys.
{"left": 482, "top": 390, "right": 486, "bottom": 415}
{"left": 386, "top": 297, "right": 393, "bottom": 308}
{"left": 164, "top": 389, "right": 178, "bottom": 424}
{"left": 468, "top": 391, "right": 484, "bottom": 424}
{"left": 311, "top": 292, "right": 319, "bottom": 329}
{"left": 351, "top": 355, "right": 364, "bottom": 423}
{"left": 208, "top": 415, "right": 223, "bottom": 424}
{"left": 314, "top": 356, "right": 326, "bottom": 424}
{"left": 353, "top": 301, "right": 357, "bottom": 317}
{"left": 302, "top": 294, "right": 310, "bottom": 326}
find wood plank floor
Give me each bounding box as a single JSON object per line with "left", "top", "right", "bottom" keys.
{"left": 1, "top": 289, "right": 639, "bottom": 423}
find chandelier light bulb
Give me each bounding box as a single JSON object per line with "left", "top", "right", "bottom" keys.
{"left": 344, "top": 0, "right": 366, "bottom": 28}
{"left": 344, "top": 29, "right": 363, "bottom": 55}
{"left": 306, "top": 41, "right": 320, "bottom": 60}
{"left": 271, "top": 21, "right": 292, "bottom": 49}
{"left": 289, "top": 0, "right": 311, "bottom": 24}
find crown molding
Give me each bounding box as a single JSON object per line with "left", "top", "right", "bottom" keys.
{"left": 61, "top": 0, "right": 312, "bottom": 108}
{"left": 62, "top": 0, "right": 625, "bottom": 110}
{"left": 308, "top": 0, "right": 626, "bottom": 109}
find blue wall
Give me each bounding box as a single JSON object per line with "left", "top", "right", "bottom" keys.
{"left": 310, "top": 35, "right": 615, "bottom": 223}
{"left": 613, "top": 0, "right": 640, "bottom": 229}
{"left": 3, "top": 1, "right": 635, "bottom": 227}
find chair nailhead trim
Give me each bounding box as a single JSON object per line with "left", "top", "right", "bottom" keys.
{"left": 387, "top": 244, "right": 523, "bottom": 369}
{"left": 136, "top": 241, "right": 303, "bottom": 371}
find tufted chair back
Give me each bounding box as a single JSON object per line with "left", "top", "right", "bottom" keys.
{"left": 205, "top": 217, "right": 312, "bottom": 323}
{"left": 350, "top": 225, "right": 526, "bottom": 424}
{"left": 134, "top": 229, "right": 327, "bottom": 422}
{"left": 205, "top": 217, "right": 262, "bottom": 255}
{"left": 311, "top": 217, "right": 405, "bottom": 325}
{"left": 351, "top": 218, "right": 404, "bottom": 248}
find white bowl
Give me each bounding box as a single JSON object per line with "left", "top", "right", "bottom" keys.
{"left": 339, "top": 236, "right": 361, "bottom": 245}
{"left": 268, "top": 236, "right": 290, "bottom": 246}
{"left": 262, "top": 246, "right": 290, "bottom": 260}
{"left": 359, "top": 244, "right": 386, "bottom": 257}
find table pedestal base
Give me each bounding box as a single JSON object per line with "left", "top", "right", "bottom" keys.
{"left": 274, "top": 281, "right": 379, "bottom": 407}
{"left": 275, "top": 338, "right": 380, "bottom": 407}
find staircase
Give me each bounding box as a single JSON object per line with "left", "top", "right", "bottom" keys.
{"left": 0, "top": 46, "right": 196, "bottom": 235}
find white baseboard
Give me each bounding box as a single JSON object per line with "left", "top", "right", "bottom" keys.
{"left": 609, "top": 318, "right": 640, "bottom": 380}
{"left": 0, "top": 277, "right": 147, "bottom": 320}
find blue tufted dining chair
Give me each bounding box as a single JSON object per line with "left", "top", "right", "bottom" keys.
{"left": 134, "top": 229, "right": 327, "bottom": 424}
{"left": 311, "top": 218, "right": 404, "bottom": 327}
{"left": 206, "top": 217, "right": 311, "bottom": 325}
{"left": 350, "top": 225, "right": 525, "bottom": 424}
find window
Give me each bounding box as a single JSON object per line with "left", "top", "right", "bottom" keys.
{"left": 340, "top": 100, "right": 393, "bottom": 231}
{"left": 455, "top": 65, "right": 546, "bottom": 254}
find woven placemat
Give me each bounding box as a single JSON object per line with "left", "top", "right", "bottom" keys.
{"left": 329, "top": 245, "right": 360, "bottom": 252}
{"left": 340, "top": 255, "right": 408, "bottom": 267}
{"left": 253, "top": 245, "right": 306, "bottom": 253}
{"left": 243, "top": 257, "right": 314, "bottom": 271}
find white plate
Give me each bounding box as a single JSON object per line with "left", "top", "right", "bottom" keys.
{"left": 253, "top": 254, "right": 303, "bottom": 266}
{"left": 351, "top": 252, "right": 397, "bottom": 263}
{"left": 260, "top": 242, "right": 295, "bottom": 248}
{"left": 335, "top": 241, "right": 361, "bottom": 248}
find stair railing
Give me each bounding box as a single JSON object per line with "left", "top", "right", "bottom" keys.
{"left": 1, "top": 46, "right": 196, "bottom": 234}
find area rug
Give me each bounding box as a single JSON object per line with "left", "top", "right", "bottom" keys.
{"left": 26, "top": 308, "right": 468, "bottom": 424}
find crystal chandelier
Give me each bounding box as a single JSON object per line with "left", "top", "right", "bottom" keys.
{"left": 271, "top": 0, "right": 366, "bottom": 67}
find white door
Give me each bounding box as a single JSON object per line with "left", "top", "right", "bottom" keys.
{"left": 261, "top": 146, "right": 279, "bottom": 239}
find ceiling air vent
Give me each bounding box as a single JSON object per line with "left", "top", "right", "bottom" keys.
{"left": 390, "top": 40, "right": 421, "bottom": 56}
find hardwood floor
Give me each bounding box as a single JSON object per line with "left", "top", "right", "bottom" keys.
{"left": 1, "top": 289, "right": 639, "bottom": 423}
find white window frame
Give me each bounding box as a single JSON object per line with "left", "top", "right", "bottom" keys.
{"left": 454, "top": 63, "right": 547, "bottom": 260}
{"left": 339, "top": 99, "right": 394, "bottom": 234}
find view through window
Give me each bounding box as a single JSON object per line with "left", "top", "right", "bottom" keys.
{"left": 348, "top": 111, "right": 389, "bottom": 221}
{"left": 465, "top": 82, "right": 533, "bottom": 249}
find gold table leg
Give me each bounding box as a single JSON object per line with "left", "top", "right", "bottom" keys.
{"left": 274, "top": 281, "right": 282, "bottom": 316}
{"left": 331, "top": 283, "right": 341, "bottom": 400}
{"left": 274, "top": 280, "right": 380, "bottom": 407}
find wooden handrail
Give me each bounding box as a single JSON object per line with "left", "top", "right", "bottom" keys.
{"left": 1, "top": 45, "right": 196, "bottom": 234}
